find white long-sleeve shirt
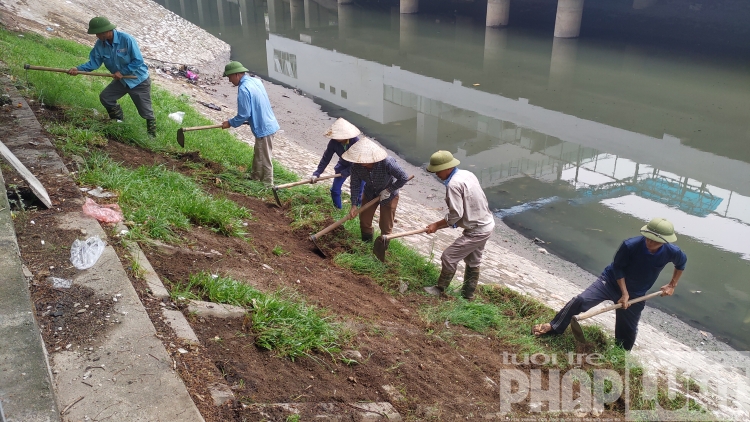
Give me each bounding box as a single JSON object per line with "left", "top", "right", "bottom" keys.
{"left": 443, "top": 169, "right": 495, "bottom": 234}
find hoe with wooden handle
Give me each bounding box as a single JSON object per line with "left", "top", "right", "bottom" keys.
{"left": 176, "top": 124, "right": 224, "bottom": 148}
{"left": 272, "top": 174, "right": 341, "bottom": 207}
{"left": 310, "top": 175, "right": 414, "bottom": 257}
{"left": 24, "top": 64, "right": 137, "bottom": 79}
{"left": 373, "top": 227, "right": 429, "bottom": 262}
{"left": 570, "top": 291, "right": 662, "bottom": 344}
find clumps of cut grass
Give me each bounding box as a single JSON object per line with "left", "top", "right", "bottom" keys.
{"left": 78, "top": 151, "right": 250, "bottom": 242}
{"left": 172, "top": 272, "right": 344, "bottom": 360}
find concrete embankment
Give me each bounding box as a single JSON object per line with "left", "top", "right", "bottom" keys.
{"left": 0, "top": 0, "right": 230, "bottom": 77}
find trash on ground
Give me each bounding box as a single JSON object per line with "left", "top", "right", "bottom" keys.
{"left": 82, "top": 197, "right": 123, "bottom": 224}
{"left": 168, "top": 111, "right": 185, "bottom": 123}
{"left": 70, "top": 235, "right": 106, "bottom": 270}
{"left": 197, "top": 100, "right": 221, "bottom": 111}
{"left": 49, "top": 277, "right": 73, "bottom": 288}
{"left": 87, "top": 186, "right": 115, "bottom": 198}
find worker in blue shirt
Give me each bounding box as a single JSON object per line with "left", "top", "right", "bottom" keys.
{"left": 533, "top": 218, "right": 687, "bottom": 351}
{"left": 221, "top": 61, "right": 280, "bottom": 186}
{"left": 310, "top": 118, "right": 361, "bottom": 209}
{"left": 68, "top": 17, "right": 155, "bottom": 137}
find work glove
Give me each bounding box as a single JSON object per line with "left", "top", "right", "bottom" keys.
{"left": 379, "top": 189, "right": 391, "bottom": 202}
{"left": 310, "top": 175, "right": 318, "bottom": 184}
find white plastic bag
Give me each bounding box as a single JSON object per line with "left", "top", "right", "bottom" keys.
{"left": 70, "top": 236, "right": 106, "bottom": 270}
{"left": 168, "top": 111, "right": 185, "bottom": 124}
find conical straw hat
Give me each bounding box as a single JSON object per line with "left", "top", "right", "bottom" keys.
{"left": 341, "top": 137, "right": 387, "bottom": 164}
{"left": 324, "top": 118, "right": 360, "bottom": 140}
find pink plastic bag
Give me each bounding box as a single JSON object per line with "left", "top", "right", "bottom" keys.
{"left": 82, "top": 197, "right": 123, "bottom": 224}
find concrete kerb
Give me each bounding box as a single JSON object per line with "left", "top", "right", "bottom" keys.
{"left": 0, "top": 148, "right": 59, "bottom": 422}
{"left": 0, "top": 78, "right": 204, "bottom": 422}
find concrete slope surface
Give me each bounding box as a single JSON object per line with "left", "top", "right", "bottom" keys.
{"left": 0, "top": 76, "right": 203, "bottom": 422}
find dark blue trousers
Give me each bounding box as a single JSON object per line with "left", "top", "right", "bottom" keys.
{"left": 549, "top": 277, "right": 646, "bottom": 350}
{"left": 330, "top": 178, "right": 365, "bottom": 209}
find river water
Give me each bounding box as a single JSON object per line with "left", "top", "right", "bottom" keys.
{"left": 154, "top": 0, "right": 750, "bottom": 349}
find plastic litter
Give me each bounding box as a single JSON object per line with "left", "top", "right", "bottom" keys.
{"left": 49, "top": 277, "right": 73, "bottom": 288}
{"left": 168, "top": 111, "right": 185, "bottom": 123}
{"left": 82, "top": 197, "right": 123, "bottom": 224}
{"left": 87, "top": 186, "right": 115, "bottom": 198}
{"left": 70, "top": 236, "right": 106, "bottom": 270}
{"left": 186, "top": 70, "right": 198, "bottom": 81}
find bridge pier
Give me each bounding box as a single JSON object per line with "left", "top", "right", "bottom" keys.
{"left": 267, "top": 0, "right": 284, "bottom": 32}
{"left": 216, "top": 0, "right": 225, "bottom": 33}
{"left": 399, "top": 14, "right": 418, "bottom": 52}
{"left": 401, "top": 0, "right": 418, "bottom": 14}
{"left": 486, "top": 0, "right": 510, "bottom": 27}
{"left": 549, "top": 37, "right": 578, "bottom": 91}
{"left": 291, "top": 0, "right": 304, "bottom": 29}
{"left": 417, "top": 113, "right": 439, "bottom": 149}
{"left": 338, "top": 3, "right": 355, "bottom": 39}
{"left": 304, "top": 0, "right": 318, "bottom": 28}
{"left": 554, "top": 0, "right": 584, "bottom": 38}
{"left": 196, "top": 0, "right": 205, "bottom": 26}
{"left": 484, "top": 27, "right": 507, "bottom": 74}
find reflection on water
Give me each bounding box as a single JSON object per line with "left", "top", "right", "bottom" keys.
{"left": 155, "top": 0, "right": 750, "bottom": 349}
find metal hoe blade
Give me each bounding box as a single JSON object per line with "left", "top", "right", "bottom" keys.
{"left": 272, "top": 187, "right": 282, "bottom": 207}
{"left": 570, "top": 317, "right": 587, "bottom": 344}
{"left": 177, "top": 128, "right": 185, "bottom": 148}
{"left": 309, "top": 234, "right": 328, "bottom": 257}
{"left": 373, "top": 236, "right": 388, "bottom": 262}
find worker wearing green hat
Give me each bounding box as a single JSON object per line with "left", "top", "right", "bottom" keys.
{"left": 533, "top": 217, "right": 687, "bottom": 351}
{"left": 68, "top": 17, "right": 155, "bottom": 136}
{"left": 422, "top": 150, "right": 495, "bottom": 301}
{"left": 221, "top": 61, "right": 280, "bottom": 185}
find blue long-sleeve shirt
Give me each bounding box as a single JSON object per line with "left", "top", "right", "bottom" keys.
{"left": 313, "top": 137, "right": 359, "bottom": 178}
{"left": 350, "top": 157, "right": 409, "bottom": 206}
{"left": 77, "top": 30, "right": 149, "bottom": 89}
{"left": 601, "top": 236, "right": 687, "bottom": 297}
{"left": 228, "top": 75, "right": 280, "bottom": 138}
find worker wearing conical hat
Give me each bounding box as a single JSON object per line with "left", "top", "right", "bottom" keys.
{"left": 310, "top": 118, "right": 361, "bottom": 209}
{"left": 342, "top": 138, "right": 409, "bottom": 242}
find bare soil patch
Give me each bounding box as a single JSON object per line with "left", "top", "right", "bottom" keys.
{"left": 4, "top": 102, "right": 625, "bottom": 421}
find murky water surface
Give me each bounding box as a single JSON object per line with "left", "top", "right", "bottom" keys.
{"left": 155, "top": 0, "right": 750, "bottom": 349}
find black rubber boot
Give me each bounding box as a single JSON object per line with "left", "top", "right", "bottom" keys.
{"left": 461, "top": 266, "right": 480, "bottom": 300}
{"left": 424, "top": 268, "right": 455, "bottom": 298}
{"left": 146, "top": 119, "right": 157, "bottom": 137}
{"left": 106, "top": 105, "right": 123, "bottom": 121}
{"left": 361, "top": 233, "right": 373, "bottom": 242}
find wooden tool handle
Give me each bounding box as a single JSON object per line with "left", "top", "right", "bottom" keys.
{"left": 276, "top": 174, "right": 341, "bottom": 190}
{"left": 575, "top": 291, "right": 662, "bottom": 322}
{"left": 312, "top": 175, "right": 414, "bottom": 239}
{"left": 24, "top": 64, "right": 137, "bottom": 79}
{"left": 181, "top": 124, "right": 224, "bottom": 132}
{"left": 313, "top": 196, "right": 380, "bottom": 238}
{"left": 382, "top": 227, "right": 429, "bottom": 242}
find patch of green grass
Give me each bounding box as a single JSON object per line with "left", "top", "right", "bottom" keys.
{"left": 172, "top": 272, "right": 344, "bottom": 360}
{"left": 272, "top": 245, "right": 287, "bottom": 256}
{"left": 78, "top": 151, "right": 250, "bottom": 242}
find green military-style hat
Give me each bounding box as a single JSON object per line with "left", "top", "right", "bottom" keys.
{"left": 87, "top": 16, "right": 116, "bottom": 35}
{"left": 426, "top": 150, "right": 460, "bottom": 173}
{"left": 223, "top": 61, "right": 249, "bottom": 77}
{"left": 640, "top": 217, "right": 677, "bottom": 243}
